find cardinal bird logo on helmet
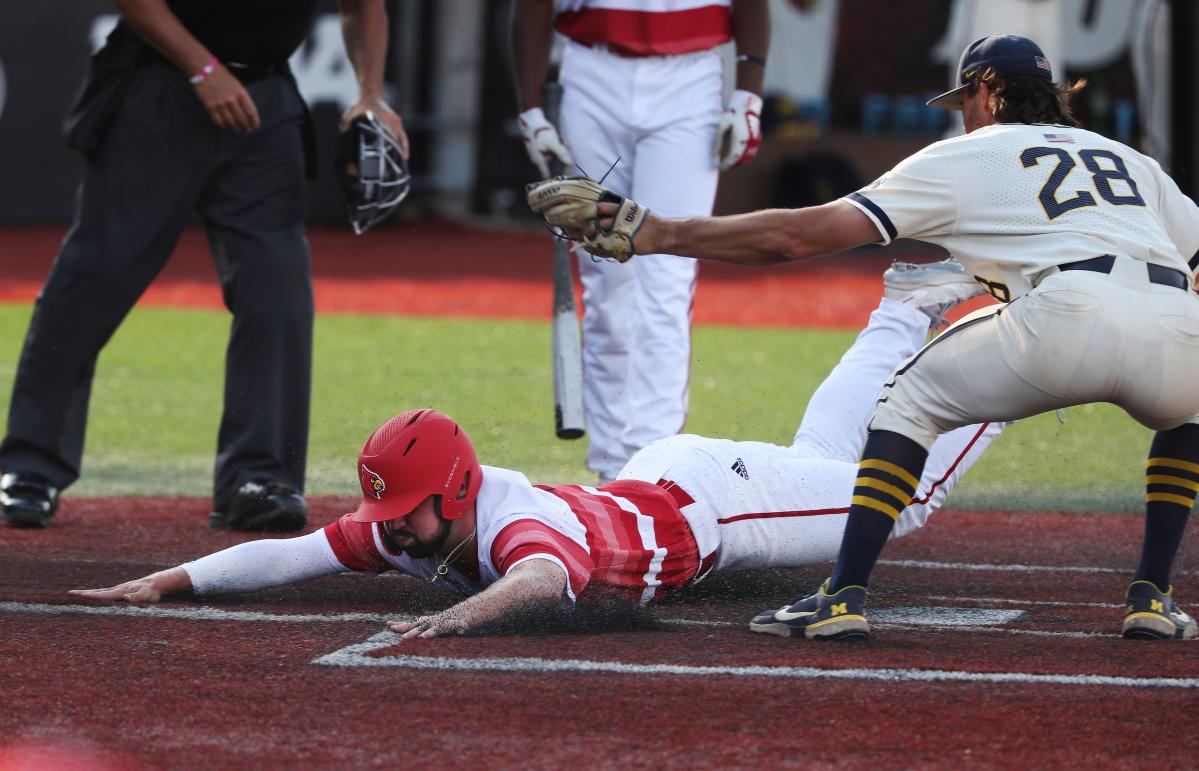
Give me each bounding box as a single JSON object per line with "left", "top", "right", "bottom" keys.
{"left": 360, "top": 464, "right": 386, "bottom": 500}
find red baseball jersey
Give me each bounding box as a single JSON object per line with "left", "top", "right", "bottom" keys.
{"left": 555, "top": 0, "right": 732, "bottom": 57}
{"left": 322, "top": 465, "right": 700, "bottom": 604}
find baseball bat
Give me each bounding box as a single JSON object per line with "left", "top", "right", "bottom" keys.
{"left": 544, "top": 77, "right": 585, "bottom": 440}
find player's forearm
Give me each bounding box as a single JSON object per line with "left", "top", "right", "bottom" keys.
{"left": 645, "top": 200, "right": 875, "bottom": 266}
{"left": 731, "top": 0, "right": 770, "bottom": 95}
{"left": 439, "top": 559, "right": 568, "bottom": 632}
{"left": 339, "top": 0, "right": 390, "bottom": 102}
{"left": 113, "top": 0, "right": 213, "bottom": 76}
{"left": 182, "top": 531, "right": 342, "bottom": 594}
{"left": 146, "top": 566, "right": 193, "bottom": 596}
{"left": 511, "top": 0, "right": 557, "bottom": 111}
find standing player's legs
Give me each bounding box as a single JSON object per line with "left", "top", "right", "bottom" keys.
{"left": 0, "top": 62, "right": 212, "bottom": 526}
{"left": 559, "top": 44, "right": 638, "bottom": 481}
{"left": 801, "top": 269, "right": 1199, "bottom": 640}
{"left": 1128, "top": 421, "right": 1199, "bottom": 639}
{"left": 199, "top": 76, "right": 312, "bottom": 528}
{"left": 621, "top": 50, "right": 722, "bottom": 465}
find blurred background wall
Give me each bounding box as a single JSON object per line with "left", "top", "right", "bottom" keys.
{"left": 0, "top": 0, "right": 1191, "bottom": 226}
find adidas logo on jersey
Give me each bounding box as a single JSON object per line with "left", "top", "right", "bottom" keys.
{"left": 731, "top": 458, "right": 749, "bottom": 480}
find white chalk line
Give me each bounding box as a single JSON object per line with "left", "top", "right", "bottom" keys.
{"left": 1, "top": 601, "right": 1114, "bottom": 642}
{"left": 312, "top": 631, "right": 1199, "bottom": 688}
{"left": 0, "top": 601, "right": 406, "bottom": 624}
{"left": 2, "top": 604, "right": 1021, "bottom": 628}
{"left": 6, "top": 601, "right": 1166, "bottom": 675}
{"left": 1, "top": 601, "right": 1020, "bottom": 629}
{"left": 925, "top": 594, "right": 1123, "bottom": 609}
{"left": 880, "top": 559, "right": 1195, "bottom": 577}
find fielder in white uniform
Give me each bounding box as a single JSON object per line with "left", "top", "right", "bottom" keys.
{"left": 529, "top": 33, "right": 1199, "bottom": 642}
{"left": 512, "top": 0, "right": 770, "bottom": 482}
{"left": 71, "top": 273, "right": 1002, "bottom": 637}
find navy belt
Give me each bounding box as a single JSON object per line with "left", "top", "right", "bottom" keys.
{"left": 1059, "top": 255, "right": 1187, "bottom": 290}
{"left": 227, "top": 62, "right": 288, "bottom": 84}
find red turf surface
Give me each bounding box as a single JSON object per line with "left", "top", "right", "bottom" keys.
{"left": 3, "top": 499, "right": 1197, "bottom": 768}
{"left": 1, "top": 225, "right": 1189, "bottom": 766}
{"left": 0, "top": 225, "right": 993, "bottom": 328}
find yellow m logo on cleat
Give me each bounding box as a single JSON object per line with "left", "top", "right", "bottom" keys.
{"left": 831, "top": 602, "right": 847, "bottom": 616}
{"left": 1151, "top": 599, "right": 1164, "bottom": 613}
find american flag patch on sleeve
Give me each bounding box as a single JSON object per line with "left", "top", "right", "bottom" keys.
{"left": 1043, "top": 133, "right": 1074, "bottom": 143}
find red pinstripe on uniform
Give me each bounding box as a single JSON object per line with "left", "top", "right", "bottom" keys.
{"left": 539, "top": 481, "right": 699, "bottom": 603}
{"left": 555, "top": 5, "right": 732, "bottom": 56}
{"left": 491, "top": 520, "right": 595, "bottom": 596}
{"left": 323, "top": 516, "right": 393, "bottom": 572}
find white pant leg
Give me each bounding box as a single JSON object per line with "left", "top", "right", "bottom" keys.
{"left": 621, "top": 435, "right": 858, "bottom": 571}
{"left": 792, "top": 298, "right": 930, "bottom": 461}
{"left": 620, "top": 52, "right": 721, "bottom": 462}
{"left": 622, "top": 424, "right": 1003, "bottom": 574}
{"left": 620, "top": 296, "right": 1007, "bottom": 572}
{"left": 560, "top": 44, "right": 640, "bottom": 479}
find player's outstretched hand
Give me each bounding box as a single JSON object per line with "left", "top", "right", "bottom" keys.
{"left": 388, "top": 612, "right": 468, "bottom": 639}
{"left": 69, "top": 567, "right": 192, "bottom": 604}
{"left": 69, "top": 579, "right": 166, "bottom": 604}
{"left": 525, "top": 176, "right": 649, "bottom": 263}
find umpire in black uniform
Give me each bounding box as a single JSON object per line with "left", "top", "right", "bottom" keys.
{"left": 0, "top": 0, "right": 408, "bottom": 530}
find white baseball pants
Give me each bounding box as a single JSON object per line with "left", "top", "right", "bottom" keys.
{"left": 619, "top": 298, "right": 1006, "bottom": 573}
{"left": 871, "top": 260, "right": 1199, "bottom": 449}
{"left": 559, "top": 41, "right": 723, "bottom": 480}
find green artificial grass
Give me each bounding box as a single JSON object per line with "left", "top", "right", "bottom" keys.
{"left": 0, "top": 304, "right": 1154, "bottom": 512}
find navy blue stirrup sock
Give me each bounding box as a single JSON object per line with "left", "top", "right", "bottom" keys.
{"left": 829, "top": 430, "right": 929, "bottom": 592}
{"left": 1136, "top": 424, "right": 1199, "bottom": 590}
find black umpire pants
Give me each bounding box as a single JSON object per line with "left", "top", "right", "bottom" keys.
{"left": 0, "top": 59, "right": 313, "bottom": 513}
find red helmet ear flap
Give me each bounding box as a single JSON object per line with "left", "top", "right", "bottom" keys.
{"left": 352, "top": 410, "right": 483, "bottom": 523}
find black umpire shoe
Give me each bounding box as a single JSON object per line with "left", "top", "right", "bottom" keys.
{"left": 1, "top": 471, "right": 60, "bottom": 528}
{"left": 209, "top": 477, "right": 308, "bottom": 532}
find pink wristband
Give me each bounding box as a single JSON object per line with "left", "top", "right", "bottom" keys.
{"left": 188, "top": 57, "right": 219, "bottom": 85}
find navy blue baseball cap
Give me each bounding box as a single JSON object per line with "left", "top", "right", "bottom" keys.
{"left": 927, "top": 34, "right": 1054, "bottom": 110}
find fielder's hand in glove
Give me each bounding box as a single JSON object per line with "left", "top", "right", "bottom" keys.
{"left": 518, "top": 107, "right": 573, "bottom": 178}
{"left": 526, "top": 176, "right": 650, "bottom": 263}
{"left": 714, "top": 89, "right": 763, "bottom": 171}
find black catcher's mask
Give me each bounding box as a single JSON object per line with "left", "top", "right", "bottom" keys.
{"left": 336, "top": 111, "right": 410, "bottom": 235}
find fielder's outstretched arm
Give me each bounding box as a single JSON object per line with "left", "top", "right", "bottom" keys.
{"left": 639, "top": 200, "right": 881, "bottom": 266}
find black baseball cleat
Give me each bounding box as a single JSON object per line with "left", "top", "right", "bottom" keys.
{"left": 1121, "top": 580, "right": 1198, "bottom": 640}
{"left": 209, "top": 477, "right": 308, "bottom": 532}
{"left": 749, "top": 578, "right": 871, "bottom": 641}
{"left": 1, "top": 471, "right": 60, "bottom": 528}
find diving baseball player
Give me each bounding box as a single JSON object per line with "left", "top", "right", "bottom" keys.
{"left": 511, "top": 0, "right": 770, "bottom": 483}
{"left": 71, "top": 269, "right": 1002, "bottom": 637}
{"left": 528, "top": 33, "right": 1199, "bottom": 642}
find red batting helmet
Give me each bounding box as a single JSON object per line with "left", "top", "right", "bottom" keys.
{"left": 351, "top": 409, "right": 483, "bottom": 523}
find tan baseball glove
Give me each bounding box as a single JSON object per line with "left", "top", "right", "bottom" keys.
{"left": 526, "top": 176, "right": 648, "bottom": 263}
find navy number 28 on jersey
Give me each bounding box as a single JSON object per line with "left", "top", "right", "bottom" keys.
{"left": 1021, "top": 146, "right": 1147, "bottom": 220}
